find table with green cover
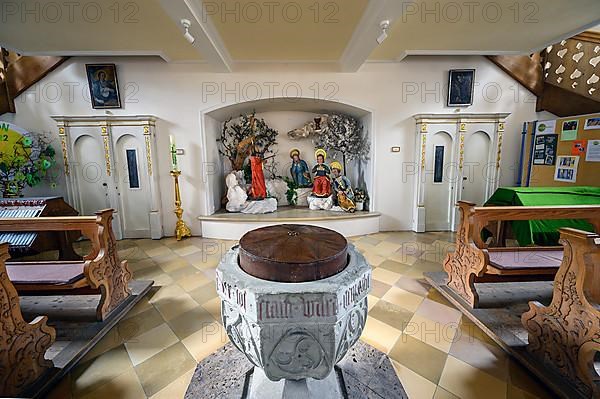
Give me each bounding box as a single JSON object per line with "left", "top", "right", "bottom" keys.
{"left": 484, "top": 186, "right": 600, "bottom": 246}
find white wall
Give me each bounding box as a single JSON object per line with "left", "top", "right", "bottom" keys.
{"left": 0, "top": 55, "right": 553, "bottom": 235}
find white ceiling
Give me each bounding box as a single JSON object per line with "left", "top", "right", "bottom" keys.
{"left": 1, "top": 0, "right": 599, "bottom": 72}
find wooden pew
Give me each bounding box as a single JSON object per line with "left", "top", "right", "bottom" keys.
{"left": 522, "top": 228, "right": 600, "bottom": 397}
{"left": 0, "top": 243, "right": 56, "bottom": 397}
{"left": 0, "top": 209, "right": 132, "bottom": 321}
{"left": 443, "top": 201, "right": 600, "bottom": 307}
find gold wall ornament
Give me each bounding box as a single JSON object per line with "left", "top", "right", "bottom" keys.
{"left": 459, "top": 122, "right": 467, "bottom": 132}
{"left": 170, "top": 170, "right": 192, "bottom": 241}
{"left": 459, "top": 134, "right": 465, "bottom": 169}
{"left": 498, "top": 122, "right": 505, "bottom": 132}
{"left": 100, "top": 126, "right": 111, "bottom": 176}
{"left": 145, "top": 135, "right": 153, "bottom": 176}
{"left": 496, "top": 132, "right": 503, "bottom": 168}
{"left": 420, "top": 134, "right": 427, "bottom": 169}
{"left": 58, "top": 127, "right": 69, "bottom": 176}
{"left": 420, "top": 123, "right": 428, "bottom": 133}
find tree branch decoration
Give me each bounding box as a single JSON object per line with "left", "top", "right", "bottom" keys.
{"left": 0, "top": 131, "right": 56, "bottom": 197}
{"left": 313, "top": 113, "right": 370, "bottom": 172}
{"left": 217, "top": 111, "right": 278, "bottom": 172}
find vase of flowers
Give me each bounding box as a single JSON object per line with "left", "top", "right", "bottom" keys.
{"left": 354, "top": 189, "right": 368, "bottom": 211}
{"left": 0, "top": 132, "right": 56, "bottom": 197}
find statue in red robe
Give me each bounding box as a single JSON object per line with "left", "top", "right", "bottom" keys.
{"left": 250, "top": 154, "right": 267, "bottom": 200}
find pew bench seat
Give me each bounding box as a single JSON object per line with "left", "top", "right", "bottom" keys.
{"left": 443, "top": 201, "right": 600, "bottom": 307}
{"left": 0, "top": 209, "right": 132, "bottom": 320}
{"left": 7, "top": 261, "right": 86, "bottom": 287}
{"left": 486, "top": 248, "right": 563, "bottom": 275}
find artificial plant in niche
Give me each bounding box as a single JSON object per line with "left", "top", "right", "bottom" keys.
{"left": 313, "top": 113, "right": 370, "bottom": 173}
{"left": 217, "top": 111, "right": 278, "bottom": 175}
{"left": 0, "top": 127, "right": 56, "bottom": 197}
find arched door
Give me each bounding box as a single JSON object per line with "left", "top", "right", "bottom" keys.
{"left": 462, "top": 131, "right": 492, "bottom": 205}
{"left": 425, "top": 131, "right": 455, "bottom": 231}
{"left": 114, "top": 133, "right": 152, "bottom": 238}
{"left": 72, "top": 135, "right": 112, "bottom": 215}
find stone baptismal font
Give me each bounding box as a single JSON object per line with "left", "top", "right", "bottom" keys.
{"left": 204, "top": 225, "right": 405, "bottom": 399}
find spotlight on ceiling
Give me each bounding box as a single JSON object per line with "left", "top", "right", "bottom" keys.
{"left": 376, "top": 20, "right": 390, "bottom": 45}
{"left": 181, "top": 19, "right": 195, "bottom": 44}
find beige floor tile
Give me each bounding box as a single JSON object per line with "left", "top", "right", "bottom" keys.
{"left": 392, "top": 360, "right": 437, "bottom": 399}
{"left": 149, "top": 284, "right": 185, "bottom": 304}
{"left": 80, "top": 326, "right": 124, "bottom": 364}
{"left": 372, "top": 268, "right": 402, "bottom": 285}
{"left": 135, "top": 342, "right": 196, "bottom": 397}
{"left": 363, "top": 252, "right": 386, "bottom": 267}
{"left": 404, "top": 313, "right": 457, "bottom": 353}
{"left": 124, "top": 323, "right": 179, "bottom": 366}
{"left": 373, "top": 241, "right": 402, "bottom": 257}
{"left": 388, "top": 334, "right": 448, "bottom": 385}
{"left": 201, "top": 297, "right": 223, "bottom": 321}
{"left": 182, "top": 321, "right": 229, "bottom": 362}
{"left": 80, "top": 368, "right": 146, "bottom": 399}
{"left": 151, "top": 273, "right": 175, "bottom": 287}
{"left": 154, "top": 293, "right": 199, "bottom": 321}
{"left": 449, "top": 330, "right": 509, "bottom": 382}
{"left": 189, "top": 282, "right": 219, "bottom": 304}
{"left": 173, "top": 244, "right": 201, "bottom": 257}
{"left": 378, "top": 259, "right": 411, "bottom": 275}
{"left": 158, "top": 258, "right": 189, "bottom": 274}
{"left": 72, "top": 346, "right": 133, "bottom": 397}
{"left": 439, "top": 355, "right": 507, "bottom": 399}
{"left": 360, "top": 317, "right": 401, "bottom": 354}
{"left": 370, "top": 280, "right": 392, "bottom": 298}
{"left": 415, "top": 298, "right": 463, "bottom": 326}
{"left": 367, "top": 294, "right": 379, "bottom": 311}
{"left": 368, "top": 300, "right": 414, "bottom": 331}
{"left": 119, "top": 307, "right": 166, "bottom": 340}
{"left": 389, "top": 252, "right": 419, "bottom": 266}
{"left": 394, "top": 276, "right": 431, "bottom": 296}
{"left": 122, "top": 296, "right": 154, "bottom": 320}
{"left": 506, "top": 384, "right": 540, "bottom": 399}
{"left": 176, "top": 272, "right": 211, "bottom": 292}
{"left": 382, "top": 286, "right": 424, "bottom": 312}
{"left": 433, "top": 386, "right": 460, "bottom": 399}
{"left": 150, "top": 368, "right": 195, "bottom": 399}
{"left": 144, "top": 245, "right": 172, "bottom": 258}
{"left": 168, "top": 305, "right": 217, "bottom": 340}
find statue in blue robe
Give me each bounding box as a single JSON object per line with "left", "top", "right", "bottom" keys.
{"left": 289, "top": 149, "right": 312, "bottom": 187}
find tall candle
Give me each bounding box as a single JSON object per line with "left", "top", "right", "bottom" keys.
{"left": 169, "top": 135, "right": 179, "bottom": 171}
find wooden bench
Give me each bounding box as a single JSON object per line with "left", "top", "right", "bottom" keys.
{"left": 522, "top": 228, "right": 600, "bottom": 397}
{"left": 0, "top": 209, "right": 132, "bottom": 321}
{"left": 0, "top": 243, "right": 55, "bottom": 397}
{"left": 443, "top": 201, "right": 600, "bottom": 307}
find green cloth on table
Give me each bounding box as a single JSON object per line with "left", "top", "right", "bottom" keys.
{"left": 484, "top": 186, "right": 600, "bottom": 246}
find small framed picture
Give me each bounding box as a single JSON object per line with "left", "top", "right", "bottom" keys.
{"left": 447, "top": 69, "right": 475, "bottom": 107}
{"left": 85, "top": 64, "right": 122, "bottom": 109}
{"left": 584, "top": 117, "right": 600, "bottom": 130}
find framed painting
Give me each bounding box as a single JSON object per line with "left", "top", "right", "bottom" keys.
{"left": 447, "top": 69, "right": 475, "bottom": 107}
{"left": 85, "top": 63, "right": 122, "bottom": 109}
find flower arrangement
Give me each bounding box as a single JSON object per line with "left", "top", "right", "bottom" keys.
{"left": 0, "top": 132, "right": 56, "bottom": 197}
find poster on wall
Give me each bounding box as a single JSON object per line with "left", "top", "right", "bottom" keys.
{"left": 584, "top": 117, "right": 600, "bottom": 130}
{"left": 533, "top": 134, "right": 557, "bottom": 165}
{"left": 560, "top": 119, "right": 579, "bottom": 141}
{"left": 571, "top": 140, "right": 587, "bottom": 156}
{"left": 535, "top": 120, "right": 556, "bottom": 135}
{"left": 586, "top": 139, "right": 600, "bottom": 162}
{"left": 554, "top": 155, "right": 579, "bottom": 183}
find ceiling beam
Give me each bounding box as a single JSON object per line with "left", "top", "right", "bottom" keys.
{"left": 158, "top": 0, "right": 233, "bottom": 72}
{"left": 339, "top": 0, "right": 409, "bottom": 72}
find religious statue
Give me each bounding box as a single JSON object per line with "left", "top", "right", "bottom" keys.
{"left": 330, "top": 161, "right": 356, "bottom": 213}
{"left": 311, "top": 149, "right": 331, "bottom": 198}
{"left": 289, "top": 149, "right": 312, "bottom": 187}
{"left": 249, "top": 140, "right": 267, "bottom": 200}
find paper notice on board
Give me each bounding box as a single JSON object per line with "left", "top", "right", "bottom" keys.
{"left": 536, "top": 120, "right": 557, "bottom": 135}
{"left": 586, "top": 139, "right": 600, "bottom": 162}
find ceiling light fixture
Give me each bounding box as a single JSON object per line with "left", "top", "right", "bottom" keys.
{"left": 376, "top": 20, "right": 390, "bottom": 45}
{"left": 181, "top": 19, "right": 195, "bottom": 44}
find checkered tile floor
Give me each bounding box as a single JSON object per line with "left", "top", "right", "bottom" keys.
{"left": 47, "top": 232, "right": 553, "bottom": 399}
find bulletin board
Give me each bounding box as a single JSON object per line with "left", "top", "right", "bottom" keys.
{"left": 520, "top": 112, "right": 600, "bottom": 187}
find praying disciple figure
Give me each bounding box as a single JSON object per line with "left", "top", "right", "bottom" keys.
{"left": 330, "top": 161, "right": 356, "bottom": 212}
{"left": 249, "top": 144, "right": 267, "bottom": 200}
{"left": 289, "top": 148, "right": 312, "bottom": 187}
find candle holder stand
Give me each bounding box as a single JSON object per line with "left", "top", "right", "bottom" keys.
{"left": 170, "top": 170, "right": 192, "bottom": 241}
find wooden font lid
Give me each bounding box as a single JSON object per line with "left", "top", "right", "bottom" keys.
{"left": 238, "top": 224, "right": 348, "bottom": 282}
